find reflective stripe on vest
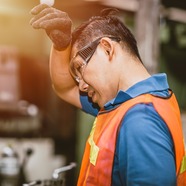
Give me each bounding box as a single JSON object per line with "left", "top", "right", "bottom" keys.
{"left": 77, "top": 93, "right": 185, "bottom": 186}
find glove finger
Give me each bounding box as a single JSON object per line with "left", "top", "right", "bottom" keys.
{"left": 30, "top": 7, "right": 56, "bottom": 25}
{"left": 30, "top": 4, "right": 49, "bottom": 15}
{"left": 40, "top": 16, "right": 72, "bottom": 30}
{"left": 30, "top": 8, "right": 66, "bottom": 26}
{"left": 31, "top": 13, "right": 71, "bottom": 30}
{"left": 30, "top": 15, "right": 60, "bottom": 29}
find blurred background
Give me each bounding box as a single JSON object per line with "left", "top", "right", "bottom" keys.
{"left": 0, "top": 0, "right": 185, "bottom": 185}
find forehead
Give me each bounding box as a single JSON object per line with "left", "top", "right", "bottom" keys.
{"left": 71, "top": 36, "right": 94, "bottom": 59}
{"left": 70, "top": 42, "right": 79, "bottom": 59}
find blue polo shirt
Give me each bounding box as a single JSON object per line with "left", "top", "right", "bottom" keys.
{"left": 80, "top": 73, "right": 176, "bottom": 186}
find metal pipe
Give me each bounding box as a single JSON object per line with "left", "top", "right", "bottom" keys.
{"left": 52, "top": 162, "right": 77, "bottom": 179}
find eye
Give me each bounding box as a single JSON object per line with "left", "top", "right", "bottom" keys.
{"left": 74, "top": 60, "right": 86, "bottom": 74}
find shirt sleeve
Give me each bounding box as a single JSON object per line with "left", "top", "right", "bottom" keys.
{"left": 80, "top": 93, "right": 99, "bottom": 116}
{"left": 113, "top": 103, "right": 176, "bottom": 186}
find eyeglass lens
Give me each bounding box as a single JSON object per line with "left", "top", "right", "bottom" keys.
{"left": 70, "top": 36, "right": 121, "bottom": 83}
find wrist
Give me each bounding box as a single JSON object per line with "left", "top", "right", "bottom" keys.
{"left": 49, "top": 30, "right": 72, "bottom": 51}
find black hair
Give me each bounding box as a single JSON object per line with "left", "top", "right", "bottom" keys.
{"left": 72, "top": 8, "right": 142, "bottom": 62}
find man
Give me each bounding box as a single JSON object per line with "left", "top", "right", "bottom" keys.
{"left": 30, "top": 4, "right": 186, "bottom": 186}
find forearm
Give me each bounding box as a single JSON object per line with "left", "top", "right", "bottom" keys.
{"left": 30, "top": 4, "right": 81, "bottom": 107}
{"left": 49, "top": 45, "right": 81, "bottom": 108}
{"left": 49, "top": 44, "right": 72, "bottom": 89}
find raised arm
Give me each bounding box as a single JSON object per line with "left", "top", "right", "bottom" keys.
{"left": 30, "top": 3, "right": 82, "bottom": 108}
{"left": 49, "top": 45, "right": 81, "bottom": 108}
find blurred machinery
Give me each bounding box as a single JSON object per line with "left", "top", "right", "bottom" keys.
{"left": 0, "top": 43, "right": 77, "bottom": 185}
{"left": 0, "top": 46, "right": 61, "bottom": 186}
{"left": 23, "top": 162, "right": 76, "bottom": 186}
{"left": 0, "top": 46, "right": 42, "bottom": 137}
{"left": 0, "top": 145, "right": 33, "bottom": 186}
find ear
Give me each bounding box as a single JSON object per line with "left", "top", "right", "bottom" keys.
{"left": 99, "top": 37, "right": 114, "bottom": 61}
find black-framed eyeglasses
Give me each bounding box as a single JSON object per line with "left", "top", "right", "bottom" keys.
{"left": 70, "top": 35, "right": 121, "bottom": 83}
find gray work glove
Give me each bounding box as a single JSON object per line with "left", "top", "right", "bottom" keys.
{"left": 30, "top": 4, "right": 72, "bottom": 50}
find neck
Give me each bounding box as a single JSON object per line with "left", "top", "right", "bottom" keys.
{"left": 118, "top": 58, "right": 151, "bottom": 91}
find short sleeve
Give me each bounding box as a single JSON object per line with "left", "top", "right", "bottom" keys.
{"left": 80, "top": 93, "right": 99, "bottom": 116}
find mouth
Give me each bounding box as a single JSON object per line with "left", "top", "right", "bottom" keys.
{"left": 88, "top": 90, "right": 98, "bottom": 103}
{"left": 88, "top": 90, "right": 102, "bottom": 107}
{"left": 88, "top": 90, "right": 95, "bottom": 98}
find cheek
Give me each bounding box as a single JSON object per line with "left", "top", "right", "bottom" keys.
{"left": 84, "top": 66, "right": 109, "bottom": 91}
{"left": 83, "top": 72, "right": 104, "bottom": 89}
{"left": 87, "top": 62, "right": 106, "bottom": 79}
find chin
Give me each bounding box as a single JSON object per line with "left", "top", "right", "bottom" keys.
{"left": 92, "top": 95, "right": 106, "bottom": 108}
{"left": 92, "top": 99, "right": 102, "bottom": 108}
{"left": 97, "top": 103, "right": 103, "bottom": 109}
{"left": 97, "top": 100, "right": 106, "bottom": 109}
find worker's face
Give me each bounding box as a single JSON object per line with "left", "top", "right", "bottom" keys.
{"left": 70, "top": 37, "right": 120, "bottom": 108}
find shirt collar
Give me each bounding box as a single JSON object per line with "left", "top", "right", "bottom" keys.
{"left": 104, "top": 73, "right": 169, "bottom": 110}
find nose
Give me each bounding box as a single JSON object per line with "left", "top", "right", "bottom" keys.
{"left": 79, "top": 79, "right": 89, "bottom": 92}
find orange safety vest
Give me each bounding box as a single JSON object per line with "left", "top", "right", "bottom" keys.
{"left": 77, "top": 93, "right": 186, "bottom": 186}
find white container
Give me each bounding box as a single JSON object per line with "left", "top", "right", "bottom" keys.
{"left": 40, "top": 0, "right": 55, "bottom": 6}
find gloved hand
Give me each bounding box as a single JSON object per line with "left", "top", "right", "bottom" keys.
{"left": 30, "top": 4, "right": 72, "bottom": 50}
